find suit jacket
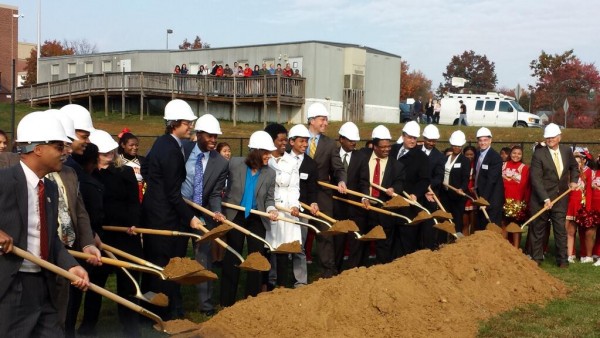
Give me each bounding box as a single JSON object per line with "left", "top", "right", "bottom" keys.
{"left": 445, "top": 154, "right": 471, "bottom": 200}
{"left": 427, "top": 147, "right": 445, "bottom": 194}
{"left": 293, "top": 153, "right": 318, "bottom": 206}
{"left": 141, "top": 134, "right": 194, "bottom": 230}
{"left": 530, "top": 144, "right": 579, "bottom": 211}
{"left": 223, "top": 157, "right": 276, "bottom": 229}
{"left": 183, "top": 142, "right": 229, "bottom": 213}
{"left": 391, "top": 145, "right": 430, "bottom": 199}
{"left": 474, "top": 147, "right": 504, "bottom": 205}
{"left": 333, "top": 148, "right": 370, "bottom": 219}
{"left": 361, "top": 149, "right": 406, "bottom": 202}
{"left": 311, "top": 134, "right": 347, "bottom": 213}
{"left": 0, "top": 154, "right": 95, "bottom": 250}
{"left": 0, "top": 165, "right": 78, "bottom": 302}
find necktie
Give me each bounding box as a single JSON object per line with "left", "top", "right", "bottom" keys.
{"left": 553, "top": 151, "right": 562, "bottom": 177}
{"left": 475, "top": 153, "right": 484, "bottom": 187}
{"left": 398, "top": 148, "right": 407, "bottom": 159}
{"left": 372, "top": 158, "right": 380, "bottom": 197}
{"left": 47, "top": 173, "right": 76, "bottom": 247}
{"left": 38, "top": 180, "right": 49, "bottom": 260}
{"left": 193, "top": 152, "right": 205, "bottom": 204}
{"left": 309, "top": 137, "right": 317, "bottom": 158}
{"left": 343, "top": 153, "right": 349, "bottom": 171}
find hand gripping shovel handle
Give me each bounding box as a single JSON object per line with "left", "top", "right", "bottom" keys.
{"left": 189, "top": 216, "right": 245, "bottom": 265}
{"left": 273, "top": 204, "right": 322, "bottom": 233}
{"left": 300, "top": 201, "right": 337, "bottom": 224}
{"left": 319, "top": 181, "right": 385, "bottom": 205}
{"left": 522, "top": 187, "right": 573, "bottom": 229}
{"left": 11, "top": 246, "right": 165, "bottom": 330}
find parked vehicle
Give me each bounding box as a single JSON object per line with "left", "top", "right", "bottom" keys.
{"left": 400, "top": 102, "right": 413, "bottom": 123}
{"left": 438, "top": 92, "right": 541, "bottom": 127}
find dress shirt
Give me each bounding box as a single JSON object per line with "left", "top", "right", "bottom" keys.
{"left": 182, "top": 144, "right": 209, "bottom": 200}
{"left": 20, "top": 161, "right": 43, "bottom": 272}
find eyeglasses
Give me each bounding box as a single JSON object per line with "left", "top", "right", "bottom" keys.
{"left": 40, "top": 141, "right": 65, "bottom": 152}
{"left": 181, "top": 121, "right": 195, "bottom": 128}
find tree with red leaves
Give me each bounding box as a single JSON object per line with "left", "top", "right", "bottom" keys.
{"left": 400, "top": 60, "right": 432, "bottom": 101}
{"left": 23, "top": 40, "right": 75, "bottom": 85}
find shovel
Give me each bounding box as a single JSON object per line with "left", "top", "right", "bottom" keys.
{"left": 298, "top": 202, "right": 361, "bottom": 234}
{"left": 506, "top": 188, "right": 573, "bottom": 233}
{"left": 101, "top": 243, "right": 215, "bottom": 284}
{"left": 294, "top": 203, "right": 384, "bottom": 241}
{"left": 332, "top": 195, "right": 415, "bottom": 224}
{"left": 10, "top": 246, "right": 200, "bottom": 335}
{"left": 427, "top": 186, "right": 464, "bottom": 239}
{"left": 443, "top": 183, "right": 490, "bottom": 207}
{"left": 68, "top": 250, "right": 169, "bottom": 307}
{"left": 184, "top": 198, "right": 301, "bottom": 254}
{"left": 369, "top": 183, "right": 435, "bottom": 224}
{"left": 223, "top": 202, "right": 321, "bottom": 234}
{"left": 318, "top": 181, "right": 408, "bottom": 209}
{"left": 102, "top": 225, "right": 207, "bottom": 243}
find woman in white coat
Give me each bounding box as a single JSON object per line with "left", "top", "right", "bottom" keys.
{"left": 264, "top": 123, "right": 303, "bottom": 288}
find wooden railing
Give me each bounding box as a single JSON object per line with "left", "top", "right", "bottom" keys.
{"left": 16, "top": 72, "right": 305, "bottom": 103}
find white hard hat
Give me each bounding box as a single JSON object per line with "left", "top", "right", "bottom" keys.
{"left": 372, "top": 125, "right": 392, "bottom": 140}
{"left": 307, "top": 102, "right": 329, "bottom": 119}
{"left": 164, "top": 99, "right": 197, "bottom": 121}
{"left": 338, "top": 122, "right": 360, "bottom": 141}
{"left": 543, "top": 123, "right": 561, "bottom": 138}
{"left": 248, "top": 131, "right": 276, "bottom": 151}
{"left": 47, "top": 109, "right": 77, "bottom": 140}
{"left": 60, "top": 104, "right": 94, "bottom": 133}
{"left": 16, "top": 111, "right": 70, "bottom": 148}
{"left": 288, "top": 124, "right": 311, "bottom": 139}
{"left": 422, "top": 124, "right": 440, "bottom": 140}
{"left": 476, "top": 127, "right": 492, "bottom": 138}
{"left": 402, "top": 121, "right": 420, "bottom": 137}
{"left": 195, "top": 113, "right": 222, "bottom": 134}
{"left": 449, "top": 130, "right": 467, "bottom": 146}
{"left": 89, "top": 129, "right": 118, "bottom": 153}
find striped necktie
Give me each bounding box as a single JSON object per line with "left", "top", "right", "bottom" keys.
{"left": 309, "top": 137, "right": 317, "bottom": 158}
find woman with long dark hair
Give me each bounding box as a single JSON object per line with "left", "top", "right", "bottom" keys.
{"left": 118, "top": 131, "right": 146, "bottom": 202}
{"left": 220, "top": 131, "right": 278, "bottom": 307}
{"left": 502, "top": 145, "right": 530, "bottom": 248}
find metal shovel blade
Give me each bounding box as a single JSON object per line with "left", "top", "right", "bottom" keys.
{"left": 142, "top": 291, "right": 169, "bottom": 307}
{"left": 431, "top": 210, "right": 453, "bottom": 220}
{"left": 197, "top": 223, "right": 232, "bottom": 243}
{"left": 176, "top": 270, "right": 219, "bottom": 285}
{"left": 154, "top": 319, "right": 200, "bottom": 335}
{"left": 328, "top": 219, "right": 359, "bottom": 233}
{"left": 383, "top": 195, "right": 411, "bottom": 209}
{"left": 434, "top": 221, "right": 458, "bottom": 236}
{"left": 473, "top": 197, "right": 490, "bottom": 207}
{"left": 410, "top": 210, "right": 433, "bottom": 225}
{"left": 505, "top": 222, "right": 524, "bottom": 233}
{"left": 272, "top": 241, "right": 303, "bottom": 254}
{"left": 357, "top": 225, "right": 386, "bottom": 241}
{"left": 238, "top": 252, "right": 271, "bottom": 272}
{"left": 485, "top": 222, "right": 503, "bottom": 234}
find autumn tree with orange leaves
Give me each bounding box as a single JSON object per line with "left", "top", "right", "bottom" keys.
{"left": 400, "top": 60, "right": 432, "bottom": 101}
{"left": 23, "top": 40, "right": 76, "bottom": 85}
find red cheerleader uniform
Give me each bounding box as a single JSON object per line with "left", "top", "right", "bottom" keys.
{"left": 502, "top": 161, "right": 530, "bottom": 221}
{"left": 590, "top": 170, "right": 600, "bottom": 257}
{"left": 465, "top": 161, "right": 475, "bottom": 211}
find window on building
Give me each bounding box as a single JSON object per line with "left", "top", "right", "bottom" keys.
{"left": 84, "top": 62, "right": 94, "bottom": 74}
{"left": 102, "top": 60, "right": 112, "bottom": 73}
{"left": 51, "top": 64, "right": 60, "bottom": 81}
{"left": 67, "top": 63, "right": 77, "bottom": 78}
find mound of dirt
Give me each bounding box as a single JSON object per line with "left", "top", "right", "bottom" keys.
{"left": 191, "top": 231, "right": 568, "bottom": 338}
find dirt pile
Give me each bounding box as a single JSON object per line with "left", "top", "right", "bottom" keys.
{"left": 193, "top": 231, "right": 567, "bottom": 338}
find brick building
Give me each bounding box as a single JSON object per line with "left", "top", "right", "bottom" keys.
{"left": 0, "top": 4, "right": 19, "bottom": 101}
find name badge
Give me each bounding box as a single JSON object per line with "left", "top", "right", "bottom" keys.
{"left": 482, "top": 164, "right": 489, "bottom": 170}
{"left": 453, "top": 163, "right": 461, "bottom": 168}
{"left": 300, "top": 173, "right": 309, "bottom": 180}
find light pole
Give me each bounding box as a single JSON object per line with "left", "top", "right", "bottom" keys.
{"left": 11, "top": 13, "right": 23, "bottom": 143}
{"left": 166, "top": 29, "right": 173, "bottom": 49}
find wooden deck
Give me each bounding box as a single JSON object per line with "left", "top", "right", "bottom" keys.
{"left": 16, "top": 72, "right": 306, "bottom": 123}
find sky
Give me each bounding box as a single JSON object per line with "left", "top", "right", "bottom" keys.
{"left": 7, "top": 0, "right": 600, "bottom": 91}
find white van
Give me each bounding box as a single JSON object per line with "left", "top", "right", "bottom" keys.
{"left": 438, "top": 92, "right": 541, "bottom": 127}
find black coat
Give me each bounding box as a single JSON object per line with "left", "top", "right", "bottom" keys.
{"left": 294, "top": 153, "right": 319, "bottom": 206}
{"left": 445, "top": 154, "right": 471, "bottom": 200}
{"left": 333, "top": 148, "right": 370, "bottom": 219}
{"left": 391, "top": 144, "right": 430, "bottom": 199}
{"left": 427, "top": 147, "right": 445, "bottom": 194}
{"left": 474, "top": 147, "right": 504, "bottom": 223}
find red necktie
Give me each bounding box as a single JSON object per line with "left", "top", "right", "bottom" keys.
{"left": 372, "top": 158, "right": 380, "bottom": 197}
{"left": 38, "top": 180, "right": 49, "bottom": 260}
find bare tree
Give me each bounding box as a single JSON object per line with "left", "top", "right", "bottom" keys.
{"left": 63, "top": 39, "right": 98, "bottom": 55}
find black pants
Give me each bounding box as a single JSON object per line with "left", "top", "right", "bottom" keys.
{"left": 333, "top": 213, "right": 369, "bottom": 270}
{"left": 220, "top": 213, "right": 267, "bottom": 307}
{"left": 439, "top": 189, "right": 466, "bottom": 234}
{"left": 0, "top": 272, "right": 61, "bottom": 338}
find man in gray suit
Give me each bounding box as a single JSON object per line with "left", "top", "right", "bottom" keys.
{"left": 182, "top": 114, "right": 228, "bottom": 316}
{"left": 305, "top": 102, "right": 347, "bottom": 278}
{"left": 529, "top": 123, "right": 579, "bottom": 268}
{"left": 0, "top": 111, "right": 89, "bottom": 337}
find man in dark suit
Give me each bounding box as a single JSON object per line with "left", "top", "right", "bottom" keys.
{"left": 365, "top": 125, "right": 405, "bottom": 263}
{"left": 333, "top": 122, "right": 370, "bottom": 270}
{"left": 141, "top": 99, "right": 204, "bottom": 319}
{"left": 0, "top": 111, "right": 89, "bottom": 337}
{"left": 390, "top": 121, "right": 429, "bottom": 257}
{"left": 305, "top": 102, "right": 347, "bottom": 278}
{"left": 529, "top": 123, "right": 579, "bottom": 268}
{"left": 421, "top": 124, "right": 445, "bottom": 249}
{"left": 182, "top": 113, "right": 228, "bottom": 317}
{"left": 473, "top": 127, "right": 504, "bottom": 229}
{"left": 288, "top": 124, "right": 318, "bottom": 286}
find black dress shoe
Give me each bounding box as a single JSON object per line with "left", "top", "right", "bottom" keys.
{"left": 201, "top": 309, "right": 216, "bottom": 317}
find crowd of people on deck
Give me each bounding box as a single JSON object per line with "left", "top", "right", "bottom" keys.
{"left": 1, "top": 99, "right": 599, "bottom": 337}
{"left": 174, "top": 61, "right": 301, "bottom": 78}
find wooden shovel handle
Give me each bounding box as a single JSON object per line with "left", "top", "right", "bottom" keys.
{"left": 370, "top": 182, "right": 399, "bottom": 197}
{"left": 69, "top": 250, "right": 140, "bottom": 269}
{"left": 522, "top": 187, "right": 573, "bottom": 228}
{"left": 102, "top": 243, "right": 162, "bottom": 270}
{"left": 428, "top": 186, "right": 448, "bottom": 213}
{"left": 300, "top": 201, "right": 337, "bottom": 223}
{"left": 332, "top": 195, "right": 410, "bottom": 222}
{"left": 275, "top": 204, "right": 313, "bottom": 221}
{"left": 443, "top": 183, "right": 472, "bottom": 199}
{"left": 11, "top": 246, "right": 163, "bottom": 327}
{"left": 103, "top": 226, "right": 178, "bottom": 237}
{"left": 222, "top": 202, "right": 306, "bottom": 226}
{"left": 183, "top": 198, "right": 254, "bottom": 237}
{"left": 318, "top": 181, "right": 375, "bottom": 201}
